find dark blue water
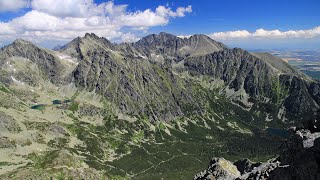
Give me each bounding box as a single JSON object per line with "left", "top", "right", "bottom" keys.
{"left": 31, "top": 104, "right": 46, "bottom": 110}
{"left": 63, "top": 100, "right": 71, "bottom": 103}
{"left": 52, "top": 100, "right": 62, "bottom": 104}
{"left": 266, "top": 128, "right": 289, "bottom": 138}
{"left": 52, "top": 99, "right": 71, "bottom": 104}
{"left": 31, "top": 100, "right": 71, "bottom": 109}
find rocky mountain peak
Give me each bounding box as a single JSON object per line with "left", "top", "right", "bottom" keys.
{"left": 2, "top": 38, "right": 39, "bottom": 56}
{"left": 0, "top": 38, "right": 66, "bottom": 86}
{"left": 189, "top": 34, "right": 211, "bottom": 39}
{"left": 132, "top": 32, "right": 228, "bottom": 60}
{"left": 84, "top": 32, "right": 100, "bottom": 39}
{"left": 53, "top": 44, "right": 63, "bottom": 51}
{"left": 12, "top": 39, "right": 33, "bottom": 46}
{"left": 58, "top": 33, "right": 114, "bottom": 60}
{"left": 80, "top": 33, "right": 113, "bottom": 48}
{"left": 188, "top": 34, "right": 228, "bottom": 52}
{"left": 158, "top": 32, "right": 178, "bottom": 39}
{"left": 0, "top": 39, "right": 37, "bottom": 53}
{"left": 135, "top": 32, "right": 179, "bottom": 46}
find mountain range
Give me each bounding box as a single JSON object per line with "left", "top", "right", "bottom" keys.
{"left": 0, "top": 32, "right": 319, "bottom": 179}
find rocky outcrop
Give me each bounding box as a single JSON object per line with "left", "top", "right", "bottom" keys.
{"left": 238, "top": 160, "right": 282, "bottom": 179}
{"left": 194, "top": 158, "right": 280, "bottom": 180}
{"left": 195, "top": 120, "right": 320, "bottom": 179}
{"left": 79, "top": 104, "right": 106, "bottom": 117}
{"left": 268, "top": 127, "right": 320, "bottom": 179}
{"left": 0, "top": 111, "right": 21, "bottom": 133}
{"left": 0, "top": 136, "right": 16, "bottom": 148}
{"left": 233, "top": 159, "right": 261, "bottom": 175}
{"left": 194, "top": 158, "right": 241, "bottom": 180}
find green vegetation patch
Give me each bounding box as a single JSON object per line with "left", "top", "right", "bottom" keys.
{"left": 0, "top": 162, "right": 11, "bottom": 167}
{"left": 23, "top": 121, "right": 51, "bottom": 132}
{"left": 48, "top": 137, "right": 70, "bottom": 149}
{"left": 27, "top": 150, "right": 60, "bottom": 169}
{"left": 68, "top": 101, "right": 79, "bottom": 112}
{"left": 0, "top": 86, "right": 10, "bottom": 94}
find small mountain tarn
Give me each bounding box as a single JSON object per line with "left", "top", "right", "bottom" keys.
{"left": 0, "top": 32, "right": 319, "bottom": 179}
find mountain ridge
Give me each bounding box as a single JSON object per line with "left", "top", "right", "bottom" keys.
{"left": 0, "top": 32, "right": 320, "bottom": 179}
{"left": 1, "top": 32, "right": 319, "bottom": 123}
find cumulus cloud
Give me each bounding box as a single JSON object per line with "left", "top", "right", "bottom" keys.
{"left": 210, "top": 30, "right": 250, "bottom": 39}
{"left": 0, "top": 0, "right": 30, "bottom": 12}
{"left": 156, "top": 5, "right": 192, "bottom": 18}
{"left": 121, "top": 32, "right": 140, "bottom": 43}
{"left": 0, "top": 22, "right": 15, "bottom": 35}
{"left": 31, "top": 0, "right": 103, "bottom": 18}
{"left": 209, "top": 26, "right": 320, "bottom": 40}
{"left": 0, "top": 0, "right": 192, "bottom": 45}
{"left": 119, "top": 5, "right": 192, "bottom": 27}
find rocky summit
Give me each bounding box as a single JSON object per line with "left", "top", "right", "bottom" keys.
{"left": 0, "top": 32, "right": 319, "bottom": 179}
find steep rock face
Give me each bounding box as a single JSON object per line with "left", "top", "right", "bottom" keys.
{"left": 308, "top": 82, "right": 320, "bottom": 107}
{"left": 281, "top": 75, "right": 320, "bottom": 120}
{"left": 184, "top": 48, "right": 320, "bottom": 122}
{"left": 184, "top": 48, "right": 277, "bottom": 95}
{"left": 269, "top": 128, "right": 320, "bottom": 179}
{"left": 195, "top": 120, "right": 320, "bottom": 180}
{"left": 71, "top": 38, "right": 193, "bottom": 120}
{"left": 0, "top": 39, "right": 65, "bottom": 85}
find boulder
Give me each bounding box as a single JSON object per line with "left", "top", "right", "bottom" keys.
{"left": 194, "top": 158, "right": 241, "bottom": 180}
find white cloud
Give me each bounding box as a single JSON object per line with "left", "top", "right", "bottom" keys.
{"left": 10, "top": 11, "right": 61, "bottom": 31}
{"left": 120, "top": 9, "right": 169, "bottom": 27}
{"left": 210, "top": 30, "right": 250, "bottom": 40}
{"left": 120, "top": 5, "right": 192, "bottom": 27}
{"left": 0, "top": 0, "right": 30, "bottom": 12}
{"left": 121, "top": 32, "right": 140, "bottom": 43}
{"left": 177, "top": 35, "right": 193, "bottom": 39}
{"left": 0, "top": 0, "right": 192, "bottom": 45}
{"left": 209, "top": 27, "right": 320, "bottom": 40}
{"left": 104, "top": 1, "right": 127, "bottom": 17}
{"left": 156, "top": 5, "right": 192, "bottom": 18}
{"left": 0, "top": 22, "right": 15, "bottom": 35}
{"left": 175, "top": 5, "right": 192, "bottom": 17}
{"left": 31, "top": 0, "right": 102, "bottom": 18}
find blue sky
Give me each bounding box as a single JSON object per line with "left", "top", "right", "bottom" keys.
{"left": 114, "top": 0, "right": 320, "bottom": 32}
{"left": 0, "top": 0, "right": 319, "bottom": 49}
